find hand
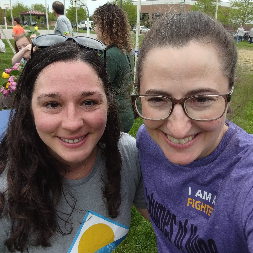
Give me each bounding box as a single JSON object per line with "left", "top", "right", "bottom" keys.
{"left": 30, "top": 34, "right": 36, "bottom": 40}
{"left": 24, "top": 44, "right": 32, "bottom": 52}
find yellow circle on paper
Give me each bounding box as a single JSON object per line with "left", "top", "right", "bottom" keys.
{"left": 78, "top": 223, "right": 114, "bottom": 252}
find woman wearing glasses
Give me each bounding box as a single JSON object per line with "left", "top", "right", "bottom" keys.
{"left": 93, "top": 3, "right": 135, "bottom": 133}
{"left": 133, "top": 12, "right": 253, "bottom": 252}
{"left": 0, "top": 38, "right": 148, "bottom": 252}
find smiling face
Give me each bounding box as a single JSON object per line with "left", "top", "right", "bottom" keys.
{"left": 140, "top": 41, "right": 230, "bottom": 165}
{"left": 31, "top": 60, "right": 108, "bottom": 169}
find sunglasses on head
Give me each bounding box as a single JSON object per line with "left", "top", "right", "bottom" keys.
{"left": 31, "top": 34, "right": 106, "bottom": 58}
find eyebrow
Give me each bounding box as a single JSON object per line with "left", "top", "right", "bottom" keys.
{"left": 36, "top": 91, "right": 104, "bottom": 101}
{"left": 80, "top": 91, "right": 103, "bottom": 98}
{"left": 144, "top": 88, "right": 220, "bottom": 97}
{"left": 37, "top": 92, "right": 61, "bottom": 101}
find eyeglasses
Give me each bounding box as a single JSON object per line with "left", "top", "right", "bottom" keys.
{"left": 131, "top": 87, "right": 234, "bottom": 121}
{"left": 31, "top": 34, "right": 106, "bottom": 58}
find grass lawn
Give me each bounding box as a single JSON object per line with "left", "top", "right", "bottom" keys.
{"left": 1, "top": 37, "right": 253, "bottom": 252}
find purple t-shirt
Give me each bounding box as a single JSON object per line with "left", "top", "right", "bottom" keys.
{"left": 137, "top": 121, "right": 253, "bottom": 253}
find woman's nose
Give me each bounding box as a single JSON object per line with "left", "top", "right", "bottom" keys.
{"left": 166, "top": 104, "right": 192, "bottom": 138}
{"left": 61, "top": 105, "right": 84, "bottom": 131}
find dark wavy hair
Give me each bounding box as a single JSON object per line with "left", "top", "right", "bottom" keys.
{"left": 93, "top": 3, "right": 132, "bottom": 53}
{"left": 137, "top": 11, "right": 237, "bottom": 91}
{"left": 0, "top": 41, "right": 122, "bottom": 252}
{"left": 52, "top": 1, "right": 64, "bottom": 15}
{"left": 14, "top": 33, "right": 32, "bottom": 53}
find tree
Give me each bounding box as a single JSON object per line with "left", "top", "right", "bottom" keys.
{"left": 66, "top": 6, "right": 87, "bottom": 24}
{"left": 48, "top": 12, "right": 57, "bottom": 22}
{"left": 190, "top": 0, "right": 218, "bottom": 18}
{"left": 31, "top": 4, "right": 46, "bottom": 13}
{"left": 229, "top": 0, "right": 253, "bottom": 27}
{"left": 113, "top": 0, "right": 137, "bottom": 27}
{"left": 31, "top": 4, "right": 47, "bottom": 25}
{"left": 6, "top": 2, "right": 29, "bottom": 22}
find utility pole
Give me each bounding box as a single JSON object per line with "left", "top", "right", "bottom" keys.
{"left": 215, "top": 0, "right": 218, "bottom": 20}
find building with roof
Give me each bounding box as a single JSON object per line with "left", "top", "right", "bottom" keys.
{"left": 19, "top": 10, "right": 46, "bottom": 26}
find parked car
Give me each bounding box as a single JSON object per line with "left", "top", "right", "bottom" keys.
{"left": 133, "top": 25, "right": 150, "bottom": 34}
{"left": 78, "top": 20, "right": 94, "bottom": 30}
{"left": 23, "top": 20, "right": 37, "bottom": 26}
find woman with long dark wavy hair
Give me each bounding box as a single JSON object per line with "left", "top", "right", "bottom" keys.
{"left": 93, "top": 3, "right": 135, "bottom": 133}
{"left": 0, "top": 38, "right": 148, "bottom": 252}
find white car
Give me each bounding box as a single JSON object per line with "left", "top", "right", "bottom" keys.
{"left": 133, "top": 26, "right": 150, "bottom": 34}
{"left": 78, "top": 20, "right": 94, "bottom": 30}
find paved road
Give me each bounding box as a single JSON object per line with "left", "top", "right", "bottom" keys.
{"left": 0, "top": 28, "right": 97, "bottom": 40}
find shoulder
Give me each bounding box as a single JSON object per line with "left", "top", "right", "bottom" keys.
{"left": 118, "top": 133, "right": 142, "bottom": 180}
{"left": 58, "top": 15, "right": 68, "bottom": 22}
{"left": 118, "top": 132, "right": 137, "bottom": 154}
{"left": 227, "top": 121, "right": 253, "bottom": 149}
{"left": 136, "top": 124, "right": 149, "bottom": 144}
{"left": 106, "top": 46, "right": 125, "bottom": 58}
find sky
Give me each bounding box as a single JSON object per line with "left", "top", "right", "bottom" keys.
{"left": 8, "top": 0, "right": 110, "bottom": 16}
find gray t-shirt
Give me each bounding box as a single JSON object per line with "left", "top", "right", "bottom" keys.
{"left": 0, "top": 133, "right": 146, "bottom": 252}
{"left": 54, "top": 15, "right": 73, "bottom": 36}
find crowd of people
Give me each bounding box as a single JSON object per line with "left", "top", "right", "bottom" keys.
{"left": 0, "top": 2, "right": 253, "bottom": 253}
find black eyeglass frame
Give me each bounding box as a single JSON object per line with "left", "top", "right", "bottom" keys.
{"left": 131, "top": 86, "right": 234, "bottom": 121}
{"left": 31, "top": 34, "right": 106, "bottom": 58}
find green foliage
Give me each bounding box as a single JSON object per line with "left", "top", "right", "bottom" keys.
{"left": 48, "top": 12, "right": 57, "bottom": 22}
{"left": 66, "top": 6, "right": 87, "bottom": 24}
{"left": 229, "top": 0, "right": 253, "bottom": 27}
{"left": 217, "top": 6, "right": 230, "bottom": 26}
{"left": 129, "top": 118, "right": 143, "bottom": 138}
{"left": 113, "top": 0, "right": 137, "bottom": 27}
{"left": 190, "top": 0, "right": 218, "bottom": 18}
{"left": 31, "top": 3, "right": 46, "bottom": 13}
{"left": 26, "top": 26, "right": 40, "bottom": 37}
{"left": 6, "top": 2, "right": 29, "bottom": 22}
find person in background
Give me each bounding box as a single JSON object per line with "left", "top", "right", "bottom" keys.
{"left": 12, "top": 17, "right": 25, "bottom": 39}
{"left": 0, "top": 33, "right": 5, "bottom": 54}
{"left": 12, "top": 33, "right": 32, "bottom": 65}
{"left": 237, "top": 24, "right": 245, "bottom": 44}
{"left": 93, "top": 3, "right": 135, "bottom": 133}
{"left": 249, "top": 27, "right": 253, "bottom": 44}
{"left": 133, "top": 11, "right": 253, "bottom": 252}
{"left": 52, "top": 1, "right": 73, "bottom": 37}
{"left": 0, "top": 37, "right": 148, "bottom": 252}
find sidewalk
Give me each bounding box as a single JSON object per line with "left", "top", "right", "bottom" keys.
{"left": 0, "top": 28, "right": 97, "bottom": 40}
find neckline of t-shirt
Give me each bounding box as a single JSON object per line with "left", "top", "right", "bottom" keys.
{"left": 64, "top": 148, "right": 102, "bottom": 187}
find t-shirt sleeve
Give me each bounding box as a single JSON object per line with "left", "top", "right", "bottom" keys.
{"left": 12, "top": 26, "right": 17, "bottom": 34}
{"left": 242, "top": 186, "right": 253, "bottom": 252}
{"left": 119, "top": 133, "right": 147, "bottom": 210}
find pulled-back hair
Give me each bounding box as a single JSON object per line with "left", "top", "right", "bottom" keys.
{"left": 13, "top": 17, "right": 21, "bottom": 25}
{"left": 14, "top": 33, "right": 32, "bottom": 53}
{"left": 52, "top": 1, "right": 64, "bottom": 15}
{"left": 0, "top": 41, "right": 122, "bottom": 252}
{"left": 137, "top": 11, "right": 237, "bottom": 91}
{"left": 93, "top": 3, "right": 132, "bottom": 53}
